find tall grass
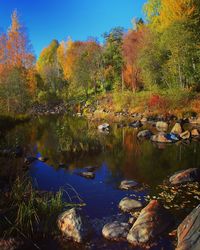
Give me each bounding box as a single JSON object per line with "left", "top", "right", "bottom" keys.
{"left": 1, "top": 176, "right": 82, "bottom": 239}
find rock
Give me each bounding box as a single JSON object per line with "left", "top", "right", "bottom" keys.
{"left": 78, "top": 172, "right": 95, "bottom": 179}
{"left": 189, "top": 117, "right": 200, "bottom": 125}
{"left": 171, "top": 123, "right": 182, "bottom": 135}
{"left": 180, "top": 131, "right": 190, "bottom": 140}
{"left": 127, "top": 200, "right": 172, "bottom": 246}
{"left": 156, "top": 121, "right": 168, "bottom": 132}
{"left": 119, "top": 197, "right": 143, "bottom": 213}
{"left": 141, "top": 117, "right": 147, "bottom": 123}
{"left": 151, "top": 132, "right": 172, "bottom": 143}
{"left": 119, "top": 180, "right": 138, "bottom": 190}
{"left": 24, "top": 156, "right": 37, "bottom": 165}
{"left": 57, "top": 208, "right": 90, "bottom": 243}
{"left": 176, "top": 205, "right": 200, "bottom": 250}
{"left": 129, "top": 121, "right": 142, "bottom": 128}
{"left": 169, "top": 168, "right": 200, "bottom": 185}
{"left": 38, "top": 156, "right": 48, "bottom": 162}
{"left": 137, "top": 130, "right": 153, "bottom": 139}
{"left": 98, "top": 123, "right": 110, "bottom": 131}
{"left": 102, "top": 221, "right": 130, "bottom": 241}
{"left": 191, "top": 129, "right": 200, "bottom": 137}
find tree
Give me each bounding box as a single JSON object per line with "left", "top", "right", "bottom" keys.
{"left": 102, "top": 27, "right": 124, "bottom": 90}
{"left": 0, "top": 10, "right": 35, "bottom": 112}
{"left": 122, "top": 24, "right": 146, "bottom": 91}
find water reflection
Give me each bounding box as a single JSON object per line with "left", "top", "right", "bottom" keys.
{"left": 0, "top": 115, "right": 200, "bottom": 219}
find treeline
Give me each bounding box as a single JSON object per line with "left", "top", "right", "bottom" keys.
{"left": 0, "top": 0, "right": 200, "bottom": 113}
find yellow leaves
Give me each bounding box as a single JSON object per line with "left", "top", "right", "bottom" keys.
{"left": 159, "top": 0, "right": 196, "bottom": 30}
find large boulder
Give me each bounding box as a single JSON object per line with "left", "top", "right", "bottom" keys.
{"left": 171, "top": 123, "right": 182, "bottom": 135}
{"left": 102, "top": 221, "right": 130, "bottom": 241}
{"left": 176, "top": 205, "right": 200, "bottom": 250}
{"left": 151, "top": 132, "right": 172, "bottom": 143}
{"left": 137, "top": 130, "right": 153, "bottom": 139}
{"left": 169, "top": 168, "right": 200, "bottom": 185}
{"left": 156, "top": 121, "right": 168, "bottom": 132}
{"left": 57, "top": 208, "right": 91, "bottom": 243}
{"left": 119, "top": 180, "right": 138, "bottom": 190}
{"left": 127, "top": 200, "right": 172, "bottom": 246}
{"left": 119, "top": 197, "right": 143, "bottom": 213}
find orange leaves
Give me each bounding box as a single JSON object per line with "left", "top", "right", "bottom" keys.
{"left": 122, "top": 27, "right": 146, "bottom": 90}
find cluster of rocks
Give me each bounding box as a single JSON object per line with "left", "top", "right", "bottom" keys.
{"left": 30, "top": 103, "right": 67, "bottom": 115}
{"left": 57, "top": 168, "right": 200, "bottom": 249}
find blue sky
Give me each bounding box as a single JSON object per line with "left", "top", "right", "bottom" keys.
{"left": 1, "top": 0, "right": 146, "bottom": 57}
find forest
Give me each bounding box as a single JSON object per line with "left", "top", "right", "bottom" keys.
{"left": 0, "top": 0, "right": 200, "bottom": 115}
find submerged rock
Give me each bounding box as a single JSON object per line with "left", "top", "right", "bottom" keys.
{"left": 180, "top": 131, "right": 190, "bottom": 140}
{"left": 119, "top": 180, "right": 138, "bottom": 190}
{"left": 156, "top": 121, "right": 168, "bottom": 132}
{"left": 171, "top": 123, "right": 182, "bottom": 135}
{"left": 78, "top": 172, "right": 95, "bottom": 179}
{"left": 119, "top": 197, "right": 143, "bottom": 213}
{"left": 127, "top": 200, "right": 172, "bottom": 246}
{"left": 102, "top": 221, "right": 130, "bottom": 241}
{"left": 151, "top": 132, "right": 172, "bottom": 143}
{"left": 177, "top": 205, "right": 200, "bottom": 250}
{"left": 137, "top": 130, "right": 153, "bottom": 139}
{"left": 169, "top": 168, "right": 200, "bottom": 185}
{"left": 57, "top": 208, "right": 91, "bottom": 243}
{"left": 98, "top": 123, "right": 110, "bottom": 131}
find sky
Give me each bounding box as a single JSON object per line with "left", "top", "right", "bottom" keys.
{"left": 1, "top": 0, "right": 146, "bottom": 57}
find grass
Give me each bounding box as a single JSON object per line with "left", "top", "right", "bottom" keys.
{"left": 1, "top": 176, "right": 84, "bottom": 240}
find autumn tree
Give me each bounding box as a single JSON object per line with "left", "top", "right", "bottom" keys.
{"left": 122, "top": 22, "right": 146, "bottom": 91}
{"left": 0, "top": 10, "right": 35, "bottom": 112}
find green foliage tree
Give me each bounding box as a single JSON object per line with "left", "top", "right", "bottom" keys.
{"left": 102, "top": 27, "right": 124, "bottom": 90}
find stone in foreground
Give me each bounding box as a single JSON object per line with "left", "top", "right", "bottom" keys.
{"left": 102, "top": 221, "right": 130, "bottom": 241}
{"left": 169, "top": 168, "right": 200, "bottom": 185}
{"left": 127, "top": 200, "right": 172, "bottom": 246}
{"left": 119, "top": 197, "right": 143, "bottom": 213}
{"left": 176, "top": 205, "right": 200, "bottom": 250}
{"left": 119, "top": 180, "right": 138, "bottom": 190}
{"left": 57, "top": 208, "right": 90, "bottom": 243}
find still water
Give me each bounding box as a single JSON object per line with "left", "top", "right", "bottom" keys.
{"left": 1, "top": 115, "right": 200, "bottom": 249}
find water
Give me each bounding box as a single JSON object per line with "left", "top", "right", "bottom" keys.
{"left": 1, "top": 115, "right": 200, "bottom": 249}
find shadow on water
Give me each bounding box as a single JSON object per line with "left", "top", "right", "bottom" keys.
{"left": 0, "top": 115, "right": 200, "bottom": 249}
